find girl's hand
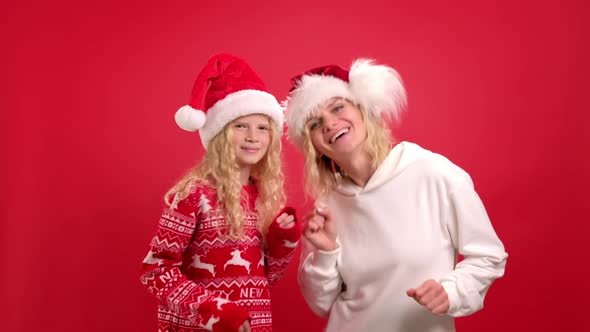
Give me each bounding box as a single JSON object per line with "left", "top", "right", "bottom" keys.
{"left": 237, "top": 320, "right": 251, "bottom": 332}
{"left": 302, "top": 207, "right": 337, "bottom": 251}
{"left": 406, "top": 279, "right": 450, "bottom": 315}
{"left": 275, "top": 212, "right": 296, "bottom": 229}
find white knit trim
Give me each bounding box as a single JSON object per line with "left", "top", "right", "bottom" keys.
{"left": 199, "top": 89, "right": 283, "bottom": 149}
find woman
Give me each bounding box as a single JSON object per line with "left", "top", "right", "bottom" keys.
{"left": 283, "top": 59, "right": 507, "bottom": 332}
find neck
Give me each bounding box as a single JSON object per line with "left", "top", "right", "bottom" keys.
{"left": 337, "top": 150, "right": 374, "bottom": 188}
{"left": 239, "top": 167, "right": 251, "bottom": 186}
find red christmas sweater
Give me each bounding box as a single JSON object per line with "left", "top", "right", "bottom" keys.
{"left": 140, "top": 182, "right": 300, "bottom": 332}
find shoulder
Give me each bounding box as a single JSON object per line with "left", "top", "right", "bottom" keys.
{"left": 168, "top": 179, "right": 217, "bottom": 210}
{"left": 401, "top": 142, "right": 473, "bottom": 188}
{"left": 188, "top": 179, "right": 219, "bottom": 204}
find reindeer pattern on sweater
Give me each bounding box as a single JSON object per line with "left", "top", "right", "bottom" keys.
{"left": 140, "top": 182, "right": 299, "bottom": 332}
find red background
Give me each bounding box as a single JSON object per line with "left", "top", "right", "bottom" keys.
{"left": 2, "top": 0, "right": 588, "bottom": 331}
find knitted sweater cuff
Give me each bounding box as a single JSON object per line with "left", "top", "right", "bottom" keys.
{"left": 267, "top": 207, "right": 301, "bottom": 257}
{"left": 211, "top": 302, "right": 250, "bottom": 332}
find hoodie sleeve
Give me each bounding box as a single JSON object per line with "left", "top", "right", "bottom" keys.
{"left": 265, "top": 207, "right": 301, "bottom": 286}
{"left": 139, "top": 192, "right": 249, "bottom": 331}
{"left": 438, "top": 176, "right": 508, "bottom": 317}
{"left": 297, "top": 237, "right": 343, "bottom": 318}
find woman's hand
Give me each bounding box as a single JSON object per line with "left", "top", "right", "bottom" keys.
{"left": 237, "top": 320, "right": 251, "bottom": 332}
{"left": 302, "top": 207, "right": 337, "bottom": 251}
{"left": 406, "top": 279, "right": 450, "bottom": 315}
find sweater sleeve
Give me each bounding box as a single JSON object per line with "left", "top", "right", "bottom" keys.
{"left": 297, "top": 237, "right": 343, "bottom": 318}
{"left": 264, "top": 207, "right": 301, "bottom": 286}
{"left": 139, "top": 192, "right": 250, "bottom": 331}
{"left": 438, "top": 176, "right": 508, "bottom": 317}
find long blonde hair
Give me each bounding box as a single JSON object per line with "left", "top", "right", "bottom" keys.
{"left": 165, "top": 116, "right": 285, "bottom": 239}
{"left": 302, "top": 101, "right": 392, "bottom": 198}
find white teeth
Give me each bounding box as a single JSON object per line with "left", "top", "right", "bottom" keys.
{"left": 330, "top": 128, "right": 349, "bottom": 144}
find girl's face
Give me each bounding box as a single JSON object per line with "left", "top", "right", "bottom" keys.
{"left": 229, "top": 114, "right": 271, "bottom": 169}
{"left": 306, "top": 98, "right": 366, "bottom": 163}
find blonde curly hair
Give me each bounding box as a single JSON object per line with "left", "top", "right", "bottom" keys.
{"left": 165, "top": 115, "right": 285, "bottom": 239}
{"left": 302, "top": 100, "right": 393, "bottom": 198}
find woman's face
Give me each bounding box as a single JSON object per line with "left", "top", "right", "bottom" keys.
{"left": 306, "top": 98, "right": 366, "bottom": 163}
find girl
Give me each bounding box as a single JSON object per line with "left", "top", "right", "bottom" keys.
{"left": 140, "top": 53, "right": 300, "bottom": 332}
{"left": 283, "top": 59, "right": 507, "bottom": 332}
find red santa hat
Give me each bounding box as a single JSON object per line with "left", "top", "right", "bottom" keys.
{"left": 283, "top": 59, "right": 407, "bottom": 148}
{"left": 175, "top": 53, "right": 283, "bottom": 149}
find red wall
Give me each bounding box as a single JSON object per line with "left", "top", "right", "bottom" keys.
{"left": 3, "top": 0, "right": 587, "bottom": 331}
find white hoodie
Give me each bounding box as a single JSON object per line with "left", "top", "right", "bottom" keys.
{"left": 298, "top": 141, "right": 507, "bottom": 332}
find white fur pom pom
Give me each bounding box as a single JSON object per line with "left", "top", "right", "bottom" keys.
{"left": 349, "top": 59, "right": 407, "bottom": 120}
{"left": 174, "top": 105, "right": 206, "bottom": 132}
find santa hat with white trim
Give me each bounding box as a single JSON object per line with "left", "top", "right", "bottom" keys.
{"left": 175, "top": 53, "right": 283, "bottom": 149}
{"left": 283, "top": 58, "right": 407, "bottom": 148}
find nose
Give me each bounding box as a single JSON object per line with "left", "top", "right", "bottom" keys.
{"left": 246, "top": 128, "right": 259, "bottom": 142}
{"left": 322, "top": 113, "right": 338, "bottom": 133}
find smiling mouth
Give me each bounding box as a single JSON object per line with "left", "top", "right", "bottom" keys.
{"left": 330, "top": 128, "right": 350, "bottom": 144}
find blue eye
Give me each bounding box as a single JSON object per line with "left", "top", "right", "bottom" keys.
{"left": 332, "top": 105, "right": 343, "bottom": 113}
{"left": 309, "top": 120, "right": 320, "bottom": 130}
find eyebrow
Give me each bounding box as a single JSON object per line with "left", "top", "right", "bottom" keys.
{"left": 306, "top": 98, "right": 345, "bottom": 125}
{"left": 234, "top": 120, "right": 269, "bottom": 126}
{"left": 324, "top": 98, "right": 341, "bottom": 110}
